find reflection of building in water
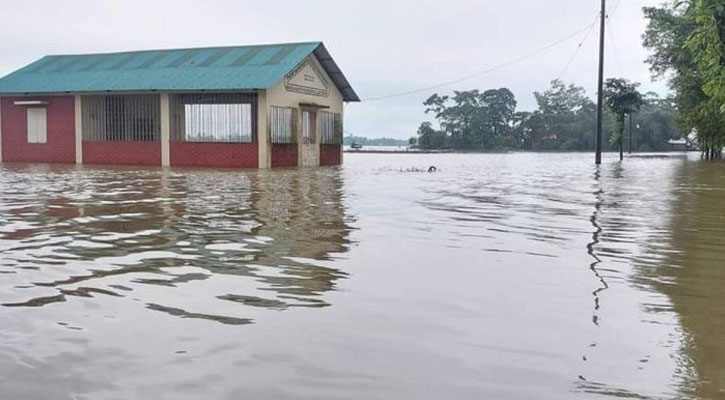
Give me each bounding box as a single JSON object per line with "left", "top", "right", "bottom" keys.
{"left": 1, "top": 165, "right": 353, "bottom": 321}
{"left": 250, "top": 168, "right": 351, "bottom": 298}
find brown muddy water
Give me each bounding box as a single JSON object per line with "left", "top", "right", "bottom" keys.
{"left": 1, "top": 152, "right": 724, "bottom": 399}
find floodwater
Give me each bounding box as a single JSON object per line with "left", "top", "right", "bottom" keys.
{"left": 1, "top": 153, "right": 724, "bottom": 400}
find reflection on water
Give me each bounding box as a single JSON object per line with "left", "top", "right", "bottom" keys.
{"left": 587, "top": 168, "right": 608, "bottom": 328}
{"left": 1, "top": 153, "right": 725, "bottom": 399}
{"left": 0, "top": 165, "right": 351, "bottom": 323}
{"left": 639, "top": 161, "right": 725, "bottom": 400}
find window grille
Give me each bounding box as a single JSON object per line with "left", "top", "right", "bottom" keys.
{"left": 81, "top": 95, "right": 160, "bottom": 141}
{"left": 170, "top": 93, "right": 257, "bottom": 142}
{"left": 320, "top": 111, "right": 342, "bottom": 144}
{"left": 270, "top": 106, "right": 297, "bottom": 144}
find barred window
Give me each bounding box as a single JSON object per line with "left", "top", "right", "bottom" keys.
{"left": 171, "top": 93, "right": 257, "bottom": 143}
{"left": 183, "top": 104, "right": 252, "bottom": 142}
{"left": 270, "top": 106, "right": 297, "bottom": 144}
{"left": 320, "top": 112, "right": 342, "bottom": 144}
{"left": 82, "top": 95, "right": 160, "bottom": 141}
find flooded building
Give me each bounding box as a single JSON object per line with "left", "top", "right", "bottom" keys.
{"left": 667, "top": 138, "right": 691, "bottom": 152}
{"left": 0, "top": 42, "right": 358, "bottom": 168}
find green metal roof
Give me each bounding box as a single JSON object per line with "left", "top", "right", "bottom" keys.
{"left": 0, "top": 42, "right": 360, "bottom": 102}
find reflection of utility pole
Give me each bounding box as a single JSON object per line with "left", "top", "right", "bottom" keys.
{"left": 588, "top": 169, "right": 608, "bottom": 325}
{"left": 595, "top": 0, "right": 606, "bottom": 165}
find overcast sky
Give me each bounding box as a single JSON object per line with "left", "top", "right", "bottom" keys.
{"left": 0, "top": 0, "right": 667, "bottom": 139}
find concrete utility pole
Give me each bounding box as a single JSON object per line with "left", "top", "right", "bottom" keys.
{"left": 595, "top": 0, "right": 606, "bottom": 165}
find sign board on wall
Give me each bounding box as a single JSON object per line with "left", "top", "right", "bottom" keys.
{"left": 284, "top": 57, "right": 330, "bottom": 98}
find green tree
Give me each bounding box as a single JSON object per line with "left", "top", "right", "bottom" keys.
{"left": 687, "top": 0, "right": 725, "bottom": 106}
{"left": 644, "top": 1, "right": 725, "bottom": 158}
{"left": 416, "top": 122, "right": 447, "bottom": 150}
{"left": 415, "top": 82, "right": 678, "bottom": 153}
{"left": 531, "top": 80, "right": 598, "bottom": 150}
{"left": 423, "top": 88, "right": 517, "bottom": 150}
{"left": 480, "top": 88, "right": 517, "bottom": 148}
{"left": 633, "top": 94, "right": 690, "bottom": 151}
{"left": 509, "top": 111, "right": 536, "bottom": 149}
{"left": 604, "top": 78, "right": 644, "bottom": 160}
{"left": 687, "top": 0, "right": 725, "bottom": 158}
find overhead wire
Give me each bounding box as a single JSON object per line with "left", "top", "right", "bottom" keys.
{"left": 557, "top": 13, "right": 601, "bottom": 81}
{"left": 606, "top": 18, "right": 624, "bottom": 76}
{"left": 608, "top": 0, "right": 622, "bottom": 16}
{"left": 605, "top": 0, "right": 625, "bottom": 76}
{"left": 362, "top": 1, "right": 624, "bottom": 102}
{"left": 363, "top": 20, "right": 602, "bottom": 102}
{"left": 556, "top": 0, "right": 626, "bottom": 83}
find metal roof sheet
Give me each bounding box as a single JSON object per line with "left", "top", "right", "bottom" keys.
{"left": 0, "top": 42, "right": 360, "bottom": 102}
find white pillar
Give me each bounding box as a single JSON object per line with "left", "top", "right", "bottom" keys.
{"left": 315, "top": 111, "right": 321, "bottom": 166}
{"left": 0, "top": 97, "right": 4, "bottom": 163}
{"left": 257, "top": 91, "right": 270, "bottom": 169}
{"left": 74, "top": 95, "right": 83, "bottom": 164}
{"left": 340, "top": 104, "right": 345, "bottom": 165}
{"left": 160, "top": 93, "right": 170, "bottom": 167}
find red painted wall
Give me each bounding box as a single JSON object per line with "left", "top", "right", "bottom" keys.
{"left": 1, "top": 96, "right": 76, "bottom": 163}
{"left": 83, "top": 141, "right": 161, "bottom": 166}
{"left": 271, "top": 144, "right": 298, "bottom": 168}
{"left": 170, "top": 142, "right": 258, "bottom": 168}
{"left": 320, "top": 144, "right": 342, "bottom": 166}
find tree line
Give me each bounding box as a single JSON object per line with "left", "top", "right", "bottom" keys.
{"left": 643, "top": 0, "right": 725, "bottom": 159}
{"left": 410, "top": 1, "right": 725, "bottom": 156}
{"left": 343, "top": 135, "right": 408, "bottom": 147}
{"left": 409, "top": 79, "right": 688, "bottom": 152}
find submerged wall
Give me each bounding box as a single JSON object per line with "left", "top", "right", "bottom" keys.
{"left": 1, "top": 83, "right": 347, "bottom": 169}
{"left": 83, "top": 141, "right": 161, "bottom": 166}
{"left": 271, "top": 144, "right": 298, "bottom": 168}
{"left": 1, "top": 96, "right": 76, "bottom": 163}
{"left": 320, "top": 144, "right": 342, "bottom": 166}
{"left": 170, "top": 142, "right": 258, "bottom": 168}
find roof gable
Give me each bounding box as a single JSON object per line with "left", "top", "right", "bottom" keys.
{"left": 0, "top": 42, "right": 359, "bottom": 102}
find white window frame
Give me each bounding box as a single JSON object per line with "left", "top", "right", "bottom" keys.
{"left": 27, "top": 107, "right": 47, "bottom": 144}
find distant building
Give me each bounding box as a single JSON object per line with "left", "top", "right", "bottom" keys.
{"left": 0, "top": 42, "right": 359, "bottom": 168}
{"left": 668, "top": 138, "right": 690, "bottom": 152}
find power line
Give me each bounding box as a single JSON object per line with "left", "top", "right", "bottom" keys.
{"left": 557, "top": 13, "right": 600, "bottom": 81}
{"left": 606, "top": 18, "right": 624, "bottom": 76}
{"left": 607, "top": 0, "right": 622, "bottom": 16}
{"left": 363, "top": 21, "right": 602, "bottom": 102}
{"left": 558, "top": 0, "right": 621, "bottom": 82}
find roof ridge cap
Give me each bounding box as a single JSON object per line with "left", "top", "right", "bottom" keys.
{"left": 45, "top": 41, "right": 323, "bottom": 58}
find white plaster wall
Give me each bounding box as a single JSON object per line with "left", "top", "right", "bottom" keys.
{"left": 74, "top": 95, "right": 82, "bottom": 164}
{"left": 0, "top": 97, "right": 3, "bottom": 162}
{"left": 257, "top": 91, "right": 270, "bottom": 168}
{"left": 264, "top": 54, "right": 345, "bottom": 166}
